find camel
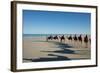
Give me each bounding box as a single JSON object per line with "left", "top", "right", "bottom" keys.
{"left": 46, "top": 35, "right": 53, "bottom": 41}
{"left": 67, "top": 35, "right": 72, "bottom": 41}
{"left": 78, "top": 35, "right": 82, "bottom": 43}
{"left": 53, "top": 35, "right": 59, "bottom": 40}
{"left": 84, "top": 35, "right": 88, "bottom": 47}
{"left": 59, "top": 35, "right": 65, "bottom": 42}
{"left": 73, "top": 34, "right": 77, "bottom": 41}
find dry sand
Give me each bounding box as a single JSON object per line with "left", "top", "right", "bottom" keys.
{"left": 23, "top": 36, "right": 91, "bottom": 62}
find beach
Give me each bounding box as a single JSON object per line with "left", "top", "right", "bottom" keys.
{"left": 23, "top": 34, "right": 91, "bottom": 62}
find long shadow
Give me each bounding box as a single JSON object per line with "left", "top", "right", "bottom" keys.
{"left": 23, "top": 54, "right": 70, "bottom": 62}
{"left": 23, "top": 42, "right": 76, "bottom": 62}
{"left": 42, "top": 49, "right": 75, "bottom": 54}
{"left": 42, "top": 42, "right": 75, "bottom": 54}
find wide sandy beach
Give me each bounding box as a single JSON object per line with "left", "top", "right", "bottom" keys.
{"left": 23, "top": 35, "right": 91, "bottom": 62}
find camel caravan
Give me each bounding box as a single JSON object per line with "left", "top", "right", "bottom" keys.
{"left": 46, "top": 34, "right": 91, "bottom": 48}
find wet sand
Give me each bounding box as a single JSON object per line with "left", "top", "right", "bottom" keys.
{"left": 23, "top": 36, "right": 91, "bottom": 62}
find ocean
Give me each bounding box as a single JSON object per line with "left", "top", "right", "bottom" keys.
{"left": 23, "top": 34, "right": 71, "bottom": 38}
{"left": 23, "top": 34, "right": 91, "bottom": 38}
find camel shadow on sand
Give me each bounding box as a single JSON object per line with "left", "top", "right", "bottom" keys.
{"left": 23, "top": 42, "right": 76, "bottom": 62}
{"left": 23, "top": 54, "right": 71, "bottom": 62}
{"left": 42, "top": 42, "right": 75, "bottom": 54}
